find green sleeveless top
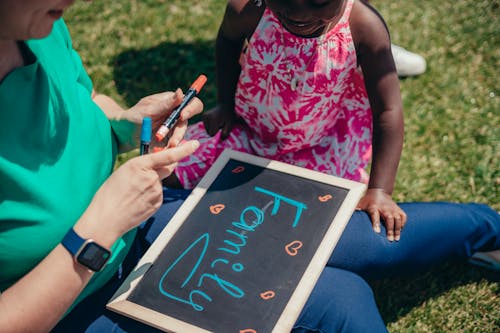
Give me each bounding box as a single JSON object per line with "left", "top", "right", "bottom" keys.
{"left": 0, "top": 20, "right": 136, "bottom": 307}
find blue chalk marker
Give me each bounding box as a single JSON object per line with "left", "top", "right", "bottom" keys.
{"left": 140, "top": 117, "right": 152, "bottom": 155}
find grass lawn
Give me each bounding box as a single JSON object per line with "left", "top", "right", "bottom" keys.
{"left": 65, "top": 0, "right": 498, "bottom": 331}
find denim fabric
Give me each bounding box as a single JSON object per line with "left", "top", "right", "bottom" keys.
{"left": 330, "top": 202, "right": 500, "bottom": 280}
{"left": 53, "top": 190, "right": 499, "bottom": 333}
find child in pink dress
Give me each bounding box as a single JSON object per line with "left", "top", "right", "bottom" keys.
{"left": 171, "top": 0, "right": 406, "bottom": 241}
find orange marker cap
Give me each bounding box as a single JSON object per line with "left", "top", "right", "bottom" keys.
{"left": 190, "top": 74, "right": 207, "bottom": 94}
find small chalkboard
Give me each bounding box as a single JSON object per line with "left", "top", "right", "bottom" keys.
{"left": 107, "top": 149, "right": 366, "bottom": 333}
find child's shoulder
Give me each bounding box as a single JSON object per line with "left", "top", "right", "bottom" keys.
{"left": 349, "top": 0, "right": 391, "bottom": 48}
{"left": 226, "top": 0, "right": 262, "bottom": 11}
{"left": 222, "top": 0, "right": 266, "bottom": 39}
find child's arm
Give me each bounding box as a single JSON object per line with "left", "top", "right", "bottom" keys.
{"left": 350, "top": 1, "right": 407, "bottom": 241}
{"left": 203, "top": 0, "right": 264, "bottom": 139}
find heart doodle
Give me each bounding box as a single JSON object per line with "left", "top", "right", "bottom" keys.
{"left": 209, "top": 204, "right": 225, "bottom": 215}
{"left": 318, "top": 194, "right": 333, "bottom": 202}
{"left": 232, "top": 166, "right": 245, "bottom": 173}
{"left": 285, "top": 240, "right": 303, "bottom": 256}
{"left": 260, "top": 290, "right": 276, "bottom": 300}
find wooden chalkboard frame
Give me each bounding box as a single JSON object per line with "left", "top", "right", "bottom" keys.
{"left": 107, "top": 149, "right": 366, "bottom": 332}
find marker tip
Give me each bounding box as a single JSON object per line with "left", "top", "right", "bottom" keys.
{"left": 155, "top": 133, "right": 165, "bottom": 142}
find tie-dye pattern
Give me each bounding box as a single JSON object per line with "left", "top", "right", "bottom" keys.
{"left": 175, "top": 0, "right": 372, "bottom": 189}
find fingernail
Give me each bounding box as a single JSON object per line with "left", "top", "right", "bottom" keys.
{"left": 374, "top": 224, "right": 381, "bottom": 233}
{"left": 192, "top": 140, "right": 200, "bottom": 149}
{"left": 387, "top": 235, "right": 394, "bottom": 242}
{"left": 395, "top": 235, "right": 400, "bottom": 241}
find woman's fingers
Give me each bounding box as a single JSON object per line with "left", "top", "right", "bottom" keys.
{"left": 179, "top": 96, "right": 204, "bottom": 121}
{"left": 143, "top": 140, "right": 200, "bottom": 179}
{"left": 161, "top": 95, "right": 203, "bottom": 148}
{"left": 155, "top": 163, "right": 179, "bottom": 181}
{"left": 166, "top": 119, "right": 188, "bottom": 148}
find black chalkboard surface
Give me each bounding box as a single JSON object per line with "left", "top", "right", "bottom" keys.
{"left": 107, "top": 149, "right": 366, "bottom": 333}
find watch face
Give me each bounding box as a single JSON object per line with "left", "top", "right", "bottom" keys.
{"left": 77, "top": 242, "right": 111, "bottom": 271}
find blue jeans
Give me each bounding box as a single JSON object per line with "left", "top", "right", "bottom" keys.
{"left": 53, "top": 189, "right": 499, "bottom": 333}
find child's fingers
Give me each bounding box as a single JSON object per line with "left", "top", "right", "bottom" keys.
{"left": 221, "top": 122, "right": 232, "bottom": 140}
{"left": 400, "top": 210, "right": 408, "bottom": 228}
{"left": 221, "top": 128, "right": 229, "bottom": 140}
{"left": 393, "top": 215, "right": 402, "bottom": 241}
{"left": 201, "top": 114, "right": 213, "bottom": 135}
{"left": 368, "top": 208, "right": 381, "bottom": 234}
{"left": 395, "top": 209, "right": 407, "bottom": 241}
{"left": 383, "top": 210, "right": 405, "bottom": 242}
{"left": 384, "top": 214, "right": 395, "bottom": 242}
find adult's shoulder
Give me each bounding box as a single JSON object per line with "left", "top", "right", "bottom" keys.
{"left": 26, "top": 18, "right": 76, "bottom": 60}
{"left": 221, "top": 0, "right": 266, "bottom": 40}
{"left": 51, "top": 19, "right": 74, "bottom": 48}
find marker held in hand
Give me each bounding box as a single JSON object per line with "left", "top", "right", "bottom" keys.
{"left": 140, "top": 117, "right": 152, "bottom": 155}
{"left": 155, "top": 75, "right": 207, "bottom": 142}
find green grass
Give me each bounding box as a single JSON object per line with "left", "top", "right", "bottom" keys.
{"left": 64, "top": 0, "right": 498, "bottom": 331}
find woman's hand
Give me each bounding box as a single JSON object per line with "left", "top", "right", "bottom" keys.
{"left": 75, "top": 141, "right": 199, "bottom": 247}
{"left": 357, "top": 188, "right": 407, "bottom": 242}
{"left": 129, "top": 89, "right": 203, "bottom": 148}
{"left": 203, "top": 104, "right": 238, "bottom": 139}
{"left": 93, "top": 89, "right": 203, "bottom": 150}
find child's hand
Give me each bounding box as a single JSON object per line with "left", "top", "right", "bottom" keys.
{"left": 203, "top": 105, "right": 238, "bottom": 139}
{"left": 357, "top": 188, "right": 407, "bottom": 242}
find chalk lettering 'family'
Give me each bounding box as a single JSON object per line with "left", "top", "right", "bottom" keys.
{"left": 158, "top": 186, "right": 307, "bottom": 311}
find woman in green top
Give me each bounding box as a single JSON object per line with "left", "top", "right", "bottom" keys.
{"left": 0, "top": 0, "right": 202, "bottom": 331}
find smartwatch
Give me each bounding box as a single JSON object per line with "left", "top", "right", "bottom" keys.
{"left": 61, "top": 228, "right": 111, "bottom": 272}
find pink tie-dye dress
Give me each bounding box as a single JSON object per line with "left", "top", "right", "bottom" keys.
{"left": 175, "top": 0, "right": 372, "bottom": 189}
